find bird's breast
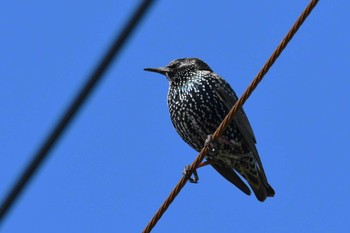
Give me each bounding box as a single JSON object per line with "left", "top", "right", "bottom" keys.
{"left": 167, "top": 79, "right": 228, "bottom": 151}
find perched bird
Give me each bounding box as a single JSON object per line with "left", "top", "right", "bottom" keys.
{"left": 144, "top": 58, "right": 274, "bottom": 202}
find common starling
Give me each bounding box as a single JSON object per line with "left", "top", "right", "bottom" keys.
{"left": 144, "top": 58, "right": 274, "bottom": 202}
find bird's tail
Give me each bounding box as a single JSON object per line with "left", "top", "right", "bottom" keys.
{"left": 235, "top": 157, "right": 275, "bottom": 202}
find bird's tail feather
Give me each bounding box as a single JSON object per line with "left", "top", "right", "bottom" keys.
{"left": 236, "top": 160, "right": 275, "bottom": 202}
{"left": 209, "top": 161, "right": 251, "bottom": 196}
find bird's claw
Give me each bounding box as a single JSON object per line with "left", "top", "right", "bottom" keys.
{"left": 205, "top": 134, "right": 217, "bottom": 152}
{"left": 182, "top": 165, "right": 199, "bottom": 183}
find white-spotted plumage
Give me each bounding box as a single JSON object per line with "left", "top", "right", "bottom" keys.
{"left": 145, "top": 58, "right": 275, "bottom": 201}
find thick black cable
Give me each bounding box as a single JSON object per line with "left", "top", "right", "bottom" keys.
{"left": 0, "top": 0, "right": 155, "bottom": 223}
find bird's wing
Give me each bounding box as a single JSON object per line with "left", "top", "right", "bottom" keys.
{"left": 214, "top": 81, "right": 270, "bottom": 182}
{"left": 214, "top": 82, "right": 257, "bottom": 145}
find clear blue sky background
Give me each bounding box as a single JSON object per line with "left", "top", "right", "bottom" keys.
{"left": 1, "top": 1, "right": 349, "bottom": 232}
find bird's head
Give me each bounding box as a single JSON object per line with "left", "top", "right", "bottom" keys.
{"left": 144, "top": 58, "right": 212, "bottom": 82}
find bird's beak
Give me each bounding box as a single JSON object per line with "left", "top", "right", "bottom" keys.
{"left": 144, "top": 66, "right": 170, "bottom": 75}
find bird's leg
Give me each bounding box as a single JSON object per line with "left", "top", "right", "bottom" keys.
{"left": 182, "top": 161, "right": 210, "bottom": 183}
{"left": 205, "top": 134, "right": 241, "bottom": 152}
{"left": 205, "top": 134, "right": 218, "bottom": 152}
{"left": 198, "top": 160, "right": 210, "bottom": 168}
{"left": 182, "top": 165, "right": 199, "bottom": 183}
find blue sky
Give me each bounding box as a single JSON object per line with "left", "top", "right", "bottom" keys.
{"left": 1, "top": 1, "right": 349, "bottom": 232}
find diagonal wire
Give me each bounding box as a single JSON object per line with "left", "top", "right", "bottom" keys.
{"left": 0, "top": 0, "right": 155, "bottom": 224}
{"left": 142, "top": 0, "right": 319, "bottom": 232}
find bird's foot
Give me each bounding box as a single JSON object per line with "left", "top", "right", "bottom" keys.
{"left": 205, "top": 134, "right": 218, "bottom": 152}
{"left": 205, "top": 134, "right": 241, "bottom": 151}
{"left": 182, "top": 165, "right": 199, "bottom": 183}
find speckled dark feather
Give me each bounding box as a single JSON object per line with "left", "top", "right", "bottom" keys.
{"left": 145, "top": 58, "right": 274, "bottom": 201}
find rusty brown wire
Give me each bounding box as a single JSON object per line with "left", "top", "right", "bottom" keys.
{"left": 142, "top": 0, "right": 319, "bottom": 232}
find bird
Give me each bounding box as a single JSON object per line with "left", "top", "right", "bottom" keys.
{"left": 144, "top": 58, "right": 274, "bottom": 202}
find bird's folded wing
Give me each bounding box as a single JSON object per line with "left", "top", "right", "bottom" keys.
{"left": 214, "top": 84, "right": 269, "bottom": 181}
